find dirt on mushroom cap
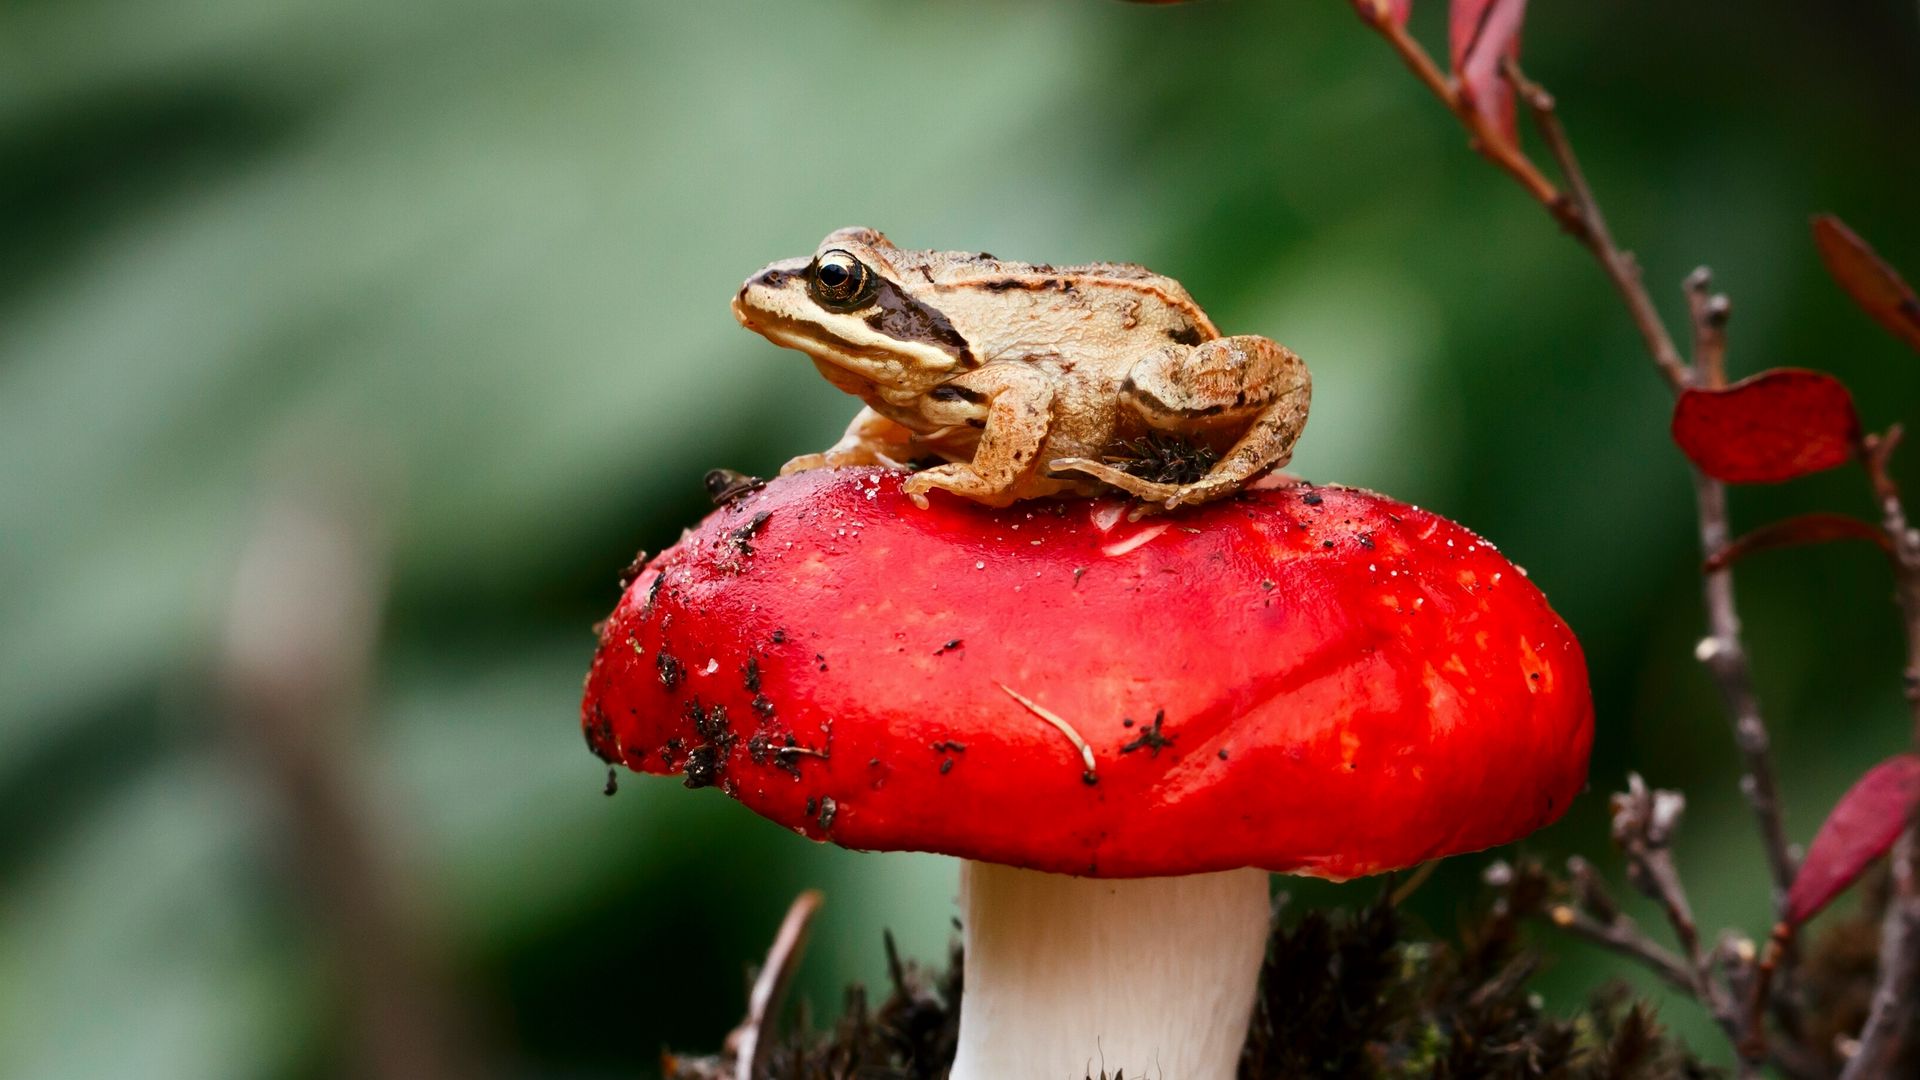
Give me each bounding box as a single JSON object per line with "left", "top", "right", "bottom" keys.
{"left": 581, "top": 468, "right": 1593, "bottom": 879}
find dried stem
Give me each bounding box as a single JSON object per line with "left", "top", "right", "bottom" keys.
{"left": 1345, "top": 9, "right": 1810, "bottom": 1063}
{"left": 1508, "top": 68, "right": 1690, "bottom": 394}
{"left": 1351, "top": 10, "right": 1797, "bottom": 910}
{"left": 1544, "top": 903, "right": 1694, "bottom": 994}
{"left": 1842, "top": 834, "right": 1920, "bottom": 1079}
{"left": 1685, "top": 269, "right": 1732, "bottom": 389}
{"left": 1864, "top": 427, "right": 1920, "bottom": 731}
{"left": 731, "top": 890, "right": 825, "bottom": 1080}
{"left": 1351, "top": 5, "right": 1565, "bottom": 213}
{"left": 1610, "top": 780, "right": 1720, "bottom": 1005}
{"left": 222, "top": 493, "right": 487, "bottom": 1080}
{"left": 1515, "top": 67, "right": 1797, "bottom": 906}
{"left": 1842, "top": 432, "right": 1920, "bottom": 1078}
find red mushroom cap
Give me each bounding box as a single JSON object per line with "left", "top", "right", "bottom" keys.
{"left": 582, "top": 469, "right": 1591, "bottom": 879}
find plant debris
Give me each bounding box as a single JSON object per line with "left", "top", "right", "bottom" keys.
{"left": 661, "top": 871, "right": 1718, "bottom": 1080}
{"left": 1119, "top": 710, "right": 1173, "bottom": 756}
{"left": 1106, "top": 432, "right": 1219, "bottom": 486}
{"left": 706, "top": 468, "right": 767, "bottom": 506}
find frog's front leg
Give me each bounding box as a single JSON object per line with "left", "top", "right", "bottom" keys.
{"left": 902, "top": 365, "right": 1054, "bottom": 509}
{"left": 782, "top": 407, "right": 918, "bottom": 475}
{"left": 1054, "top": 336, "right": 1310, "bottom": 509}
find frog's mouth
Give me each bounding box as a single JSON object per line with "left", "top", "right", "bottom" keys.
{"left": 732, "top": 295, "right": 921, "bottom": 380}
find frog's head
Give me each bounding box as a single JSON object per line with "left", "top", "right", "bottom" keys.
{"left": 733, "top": 227, "right": 974, "bottom": 396}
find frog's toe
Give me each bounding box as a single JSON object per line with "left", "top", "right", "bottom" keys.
{"left": 1163, "top": 478, "right": 1238, "bottom": 509}
{"left": 1046, "top": 456, "right": 1108, "bottom": 479}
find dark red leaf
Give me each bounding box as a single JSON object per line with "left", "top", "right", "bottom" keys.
{"left": 1450, "top": 0, "right": 1526, "bottom": 144}
{"left": 1671, "top": 368, "right": 1862, "bottom": 484}
{"left": 1786, "top": 754, "right": 1920, "bottom": 926}
{"left": 1704, "top": 513, "right": 1892, "bottom": 573}
{"left": 1812, "top": 214, "right": 1920, "bottom": 355}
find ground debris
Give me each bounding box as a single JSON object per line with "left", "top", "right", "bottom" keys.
{"left": 706, "top": 468, "right": 767, "bottom": 506}
{"left": 1105, "top": 432, "right": 1219, "bottom": 486}
{"left": 661, "top": 872, "right": 1717, "bottom": 1079}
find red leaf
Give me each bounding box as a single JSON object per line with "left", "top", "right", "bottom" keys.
{"left": 1704, "top": 512, "right": 1892, "bottom": 573}
{"left": 1450, "top": 0, "right": 1527, "bottom": 144}
{"left": 1671, "top": 368, "right": 1862, "bottom": 484}
{"left": 1813, "top": 214, "right": 1920, "bottom": 355}
{"left": 1786, "top": 754, "right": 1920, "bottom": 926}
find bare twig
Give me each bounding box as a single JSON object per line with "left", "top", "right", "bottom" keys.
{"left": 1685, "top": 268, "right": 1732, "bottom": 389}
{"left": 1692, "top": 473, "right": 1801, "bottom": 906}
{"left": 1349, "top": 4, "right": 1566, "bottom": 214}
{"left": 1842, "top": 833, "right": 1920, "bottom": 1080}
{"left": 1609, "top": 780, "right": 1778, "bottom": 1078}
{"left": 1544, "top": 902, "right": 1695, "bottom": 994}
{"left": 1864, "top": 427, "right": 1920, "bottom": 727}
{"left": 731, "top": 890, "right": 825, "bottom": 1080}
{"left": 222, "top": 492, "right": 488, "bottom": 1080}
{"left": 1511, "top": 67, "right": 1799, "bottom": 906}
{"left": 1350, "top": 11, "right": 1798, "bottom": 911}
{"left": 1843, "top": 433, "right": 1920, "bottom": 1078}
{"left": 1609, "top": 778, "right": 1716, "bottom": 999}
{"left": 1508, "top": 66, "right": 1690, "bottom": 394}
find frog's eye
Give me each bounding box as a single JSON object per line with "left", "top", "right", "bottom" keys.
{"left": 809, "top": 250, "right": 874, "bottom": 311}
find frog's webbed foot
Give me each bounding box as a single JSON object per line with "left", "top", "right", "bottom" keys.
{"left": 781, "top": 407, "right": 915, "bottom": 475}
{"left": 899, "top": 364, "right": 1053, "bottom": 509}
{"left": 780, "top": 446, "right": 906, "bottom": 476}
{"left": 902, "top": 463, "right": 1023, "bottom": 509}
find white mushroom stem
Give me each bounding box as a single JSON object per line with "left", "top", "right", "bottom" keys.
{"left": 949, "top": 861, "right": 1271, "bottom": 1080}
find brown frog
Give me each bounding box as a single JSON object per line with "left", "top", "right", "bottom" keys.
{"left": 731, "top": 227, "right": 1310, "bottom": 511}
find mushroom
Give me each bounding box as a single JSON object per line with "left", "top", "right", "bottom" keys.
{"left": 582, "top": 468, "right": 1591, "bottom": 1080}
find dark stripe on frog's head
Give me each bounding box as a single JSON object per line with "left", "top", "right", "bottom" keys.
{"left": 1165, "top": 323, "right": 1205, "bottom": 346}
{"left": 863, "top": 277, "right": 975, "bottom": 367}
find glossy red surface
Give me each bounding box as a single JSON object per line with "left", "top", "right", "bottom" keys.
{"left": 582, "top": 468, "right": 1592, "bottom": 879}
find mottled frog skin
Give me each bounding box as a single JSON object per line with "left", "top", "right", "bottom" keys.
{"left": 732, "top": 227, "right": 1310, "bottom": 510}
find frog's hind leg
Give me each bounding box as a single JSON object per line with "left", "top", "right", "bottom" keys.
{"left": 1050, "top": 336, "right": 1310, "bottom": 509}
{"left": 1127, "top": 336, "right": 1310, "bottom": 508}
{"left": 1042, "top": 457, "right": 1184, "bottom": 504}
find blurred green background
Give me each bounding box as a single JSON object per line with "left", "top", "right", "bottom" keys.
{"left": 3, "top": 1, "right": 1917, "bottom": 1076}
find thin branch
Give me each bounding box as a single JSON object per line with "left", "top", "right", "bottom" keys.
{"left": 1865, "top": 427, "right": 1920, "bottom": 729}
{"left": 1690, "top": 472, "right": 1799, "bottom": 905}
{"left": 1345, "top": 7, "right": 1824, "bottom": 1067}
{"left": 1685, "top": 268, "right": 1733, "bottom": 389}
{"left": 1844, "top": 433, "right": 1920, "bottom": 1078}
{"left": 1610, "top": 779, "right": 1715, "bottom": 998}
{"left": 1841, "top": 833, "right": 1920, "bottom": 1080}
{"left": 1508, "top": 66, "right": 1690, "bottom": 394}
{"left": 731, "top": 890, "right": 825, "bottom": 1080}
{"left": 1545, "top": 902, "right": 1695, "bottom": 994}
{"left": 222, "top": 492, "right": 488, "bottom": 1080}
{"left": 1351, "top": 5, "right": 1566, "bottom": 213}
{"left": 1509, "top": 55, "right": 1799, "bottom": 908}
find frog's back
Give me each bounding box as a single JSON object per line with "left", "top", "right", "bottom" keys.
{"left": 923, "top": 250, "right": 1221, "bottom": 344}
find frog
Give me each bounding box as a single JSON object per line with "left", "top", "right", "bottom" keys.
{"left": 731, "top": 227, "right": 1311, "bottom": 512}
